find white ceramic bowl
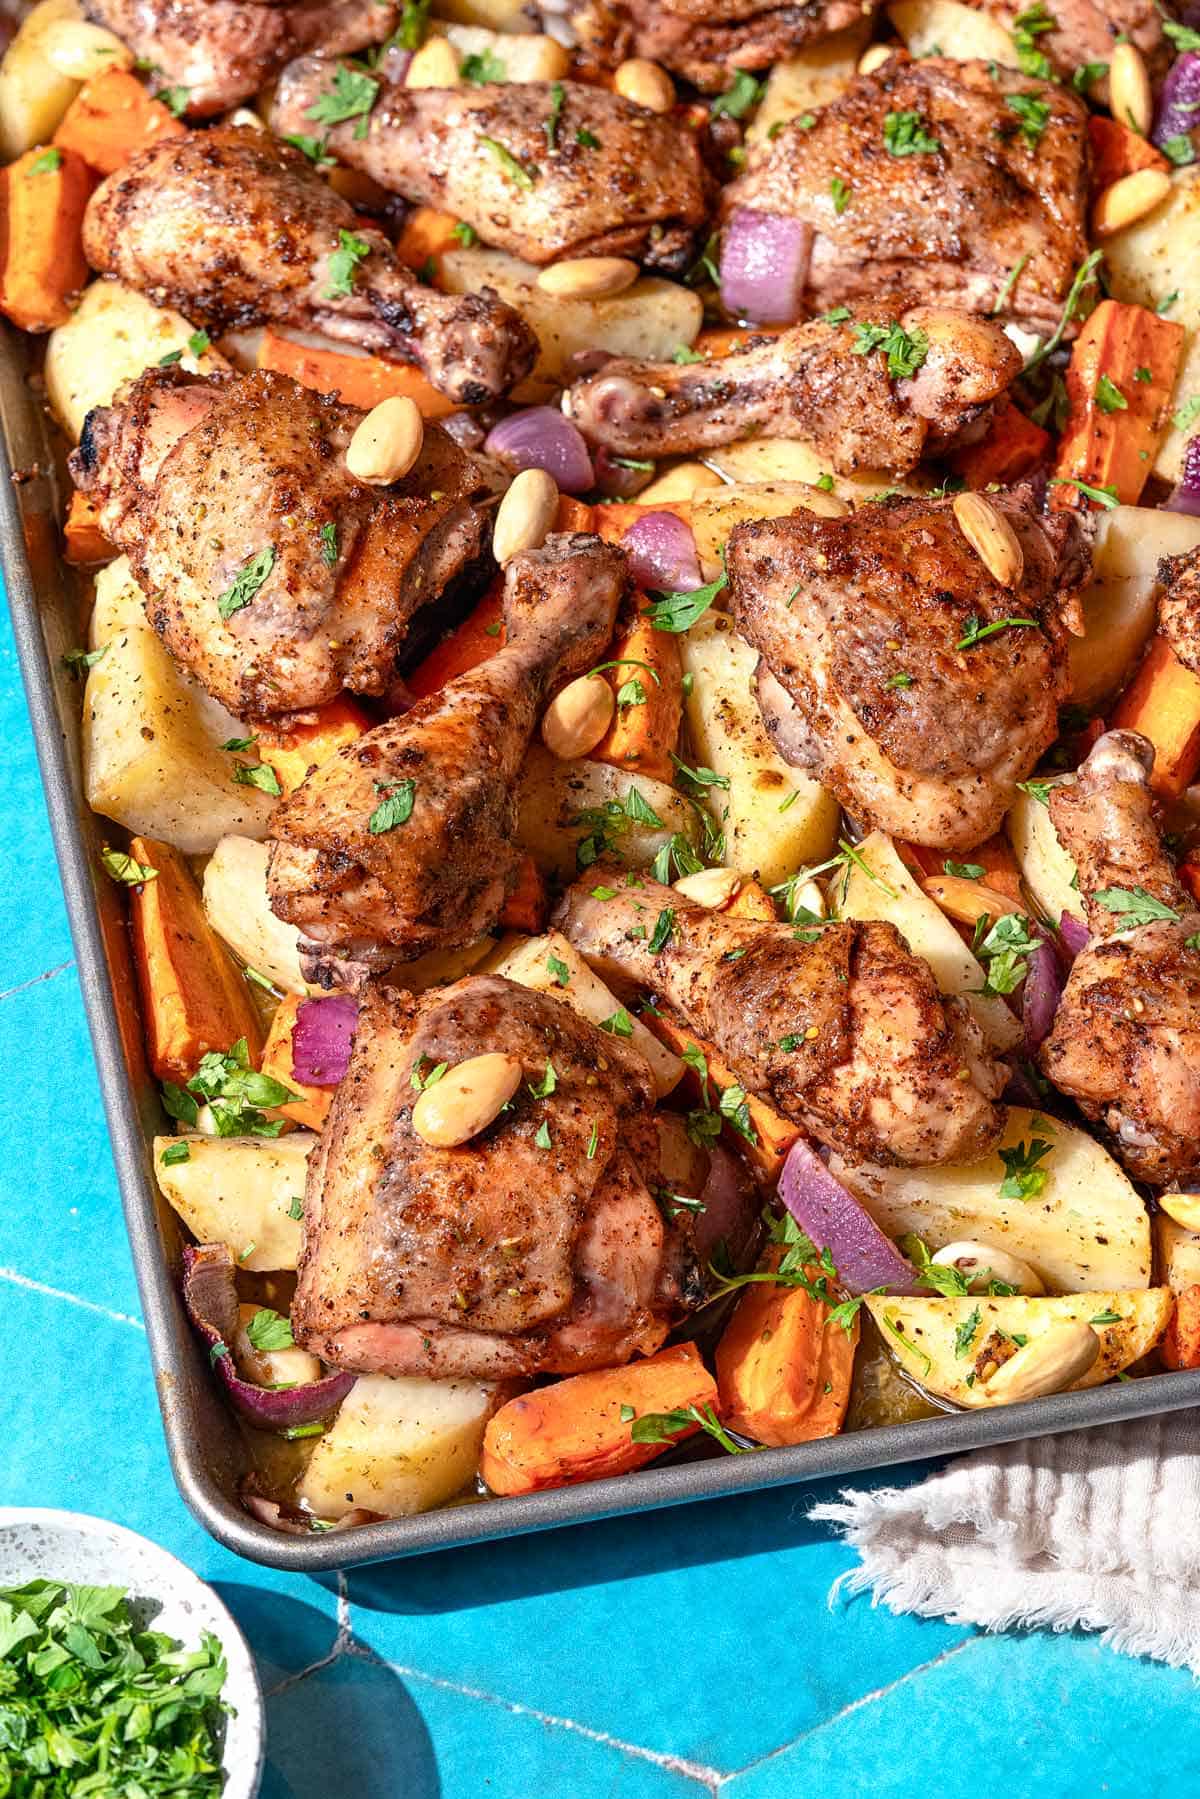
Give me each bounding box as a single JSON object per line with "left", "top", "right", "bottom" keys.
{"left": 0, "top": 1507, "right": 264, "bottom": 1797}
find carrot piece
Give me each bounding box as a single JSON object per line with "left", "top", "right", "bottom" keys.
{"left": 480, "top": 1343, "right": 718, "bottom": 1495}
{"left": 724, "top": 879, "right": 776, "bottom": 922}
{"left": 1180, "top": 851, "right": 1200, "bottom": 904}
{"left": 555, "top": 495, "right": 593, "bottom": 533}
{"left": 1050, "top": 300, "right": 1186, "bottom": 510}
{"left": 694, "top": 327, "right": 778, "bottom": 358}
{"left": 715, "top": 1247, "right": 858, "bottom": 1446}
{"left": 0, "top": 146, "right": 92, "bottom": 333}
{"left": 643, "top": 1012, "right": 799, "bottom": 1181}
{"left": 497, "top": 855, "right": 548, "bottom": 933}
{"left": 1088, "top": 116, "right": 1169, "bottom": 191}
{"left": 257, "top": 327, "right": 455, "bottom": 420}
{"left": 1111, "top": 634, "right": 1200, "bottom": 797}
{"left": 127, "top": 835, "right": 263, "bottom": 1083}
{"left": 54, "top": 69, "right": 185, "bottom": 175}
{"left": 260, "top": 995, "right": 332, "bottom": 1131}
{"left": 1161, "top": 1286, "right": 1198, "bottom": 1370}
{"left": 257, "top": 696, "right": 371, "bottom": 797}
{"left": 406, "top": 580, "right": 506, "bottom": 699}
{"left": 63, "top": 491, "right": 115, "bottom": 565}
{"left": 393, "top": 205, "right": 463, "bottom": 281}
{"left": 589, "top": 608, "right": 682, "bottom": 783}
{"left": 949, "top": 397, "right": 1051, "bottom": 490}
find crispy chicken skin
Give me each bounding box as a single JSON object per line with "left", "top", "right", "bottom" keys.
{"left": 270, "top": 64, "right": 709, "bottom": 270}
{"left": 725, "top": 59, "right": 1091, "bottom": 334}
{"left": 268, "top": 533, "right": 626, "bottom": 966}
{"left": 83, "top": 128, "right": 537, "bottom": 404}
{"left": 582, "top": 0, "right": 877, "bottom": 92}
{"left": 1156, "top": 543, "right": 1200, "bottom": 677}
{"left": 293, "top": 977, "right": 698, "bottom": 1379}
{"left": 554, "top": 876, "right": 1004, "bottom": 1165}
{"left": 728, "top": 487, "right": 1091, "bottom": 851}
{"left": 70, "top": 366, "right": 495, "bottom": 717}
{"left": 1040, "top": 732, "right": 1200, "bottom": 1186}
{"left": 83, "top": 0, "right": 396, "bottom": 116}
{"left": 563, "top": 306, "right": 1021, "bottom": 472}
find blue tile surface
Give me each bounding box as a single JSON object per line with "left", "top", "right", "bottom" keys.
{"left": 0, "top": 574, "right": 1192, "bottom": 1798}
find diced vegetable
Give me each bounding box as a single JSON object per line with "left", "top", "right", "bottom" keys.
{"left": 127, "top": 834, "right": 264, "bottom": 1083}
{"left": 643, "top": 1012, "right": 800, "bottom": 1180}
{"left": 393, "top": 204, "right": 466, "bottom": 282}
{"left": 1163, "top": 1286, "right": 1200, "bottom": 1370}
{"left": 0, "top": 144, "right": 91, "bottom": 333}
{"left": 701, "top": 436, "right": 924, "bottom": 505}
{"left": 1005, "top": 776, "right": 1086, "bottom": 928}
{"left": 715, "top": 1247, "right": 858, "bottom": 1446}
{"left": 153, "top": 1131, "right": 316, "bottom": 1270}
{"left": 83, "top": 558, "right": 275, "bottom": 854}
{"left": 63, "top": 490, "right": 114, "bottom": 565}
{"left": 948, "top": 397, "right": 1051, "bottom": 489}
{"left": 588, "top": 610, "right": 683, "bottom": 785}
{"left": 485, "top": 407, "right": 594, "bottom": 493}
{"left": 832, "top": 1105, "right": 1153, "bottom": 1293}
{"left": 689, "top": 480, "right": 843, "bottom": 582}
{"left": 744, "top": 22, "right": 870, "bottom": 145}
{"left": 887, "top": 0, "right": 1014, "bottom": 65}
{"left": 438, "top": 21, "right": 569, "bottom": 83}
{"left": 496, "top": 854, "right": 549, "bottom": 934}
{"left": 779, "top": 1137, "right": 920, "bottom": 1293}
{"left": 407, "top": 581, "right": 505, "bottom": 698}
{"left": 619, "top": 511, "right": 704, "bottom": 596}
{"left": 516, "top": 747, "right": 699, "bottom": 880}
{"left": 45, "top": 278, "right": 224, "bottom": 441}
{"left": 865, "top": 1289, "right": 1173, "bottom": 1406}
{"left": 299, "top": 1373, "right": 500, "bottom": 1519}
{"left": 1089, "top": 117, "right": 1169, "bottom": 191}
{"left": 725, "top": 878, "right": 777, "bottom": 920}
{"left": 53, "top": 67, "right": 185, "bottom": 174}
{"left": 257, "top": 326, "right": 455, "bottom": 419}
{"left": 480, "top": 1343, "right": 718, "bottom": 1495}
{"left": 260, "top": 997, "right": 334, "bottom": 1132}
{"left": 1152, "top": 50, "right": 1200, "bottom": 159}
{"left": 0, "top": 0, "right": 85, "bottom": 161}
{"left": 1049, "top": 300, "right": 1185, "bottom": 509}
{"left": 257, "top": 696, "right": 370, "bottom": 797}
{"left": 1156, "top": 1216, "right": 1200, "bottom": 1369}
{"left": 1069, "top": 504, "right": 1200, "bottom": 709}
{"left": 720, "top": 208, "right": 812, "bottom": 326}
{"left": 202, "top": 835, "right": 308, "bottom": 996}
{"left": 1111, "top": 634, "right": 1200, "bottom": 796}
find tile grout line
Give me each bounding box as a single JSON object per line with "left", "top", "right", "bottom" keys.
{"left": 0, "top": 958, "right": 74, "bottom": 1005}
{"left": 0, "top": 1263, "right": 144, "bottom": 1331}
{"left": 264, "top": 1571, "right": 353, "bottom": 1699}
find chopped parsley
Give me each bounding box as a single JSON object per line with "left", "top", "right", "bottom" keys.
{"left": 461, "top": 48, "right": 506, "bottom": 82}
{"left": 163, "top": 1037, "right": 296, "bottom": 1138}
{"left": 1012, "top": 2, "right": 1055, "bottom": 79}
{"left": 1071, "top": 59, "right": 1108, "bottom": 92}
{"left": 1095, "top": 373, "right": 1128, "bottom": 413}
{"left": 480, "top": 135, "right": 537, "bottom": 188}
{"left": 1025, "top": 249, "right": 1103, "bottom": 373}
{"left": 1048, "top": 475, "right": 1119, "bottom": 508}
{"left": 319, "top": 521, "right": 339, "bottom": 566}
{"left": 288, "top": 1195, "right": 305, "bottom": 1220}
{"left": 644, "top": 567, "right": 727, "bottom": 633}
{"left": 884, "top": 671, "right": 914, "bottom": 690}
{"left": 246, "top": 1307, "right": 294, "bottom": 1352}
{"left": 452, "top": 220, "right": 478, "bottom": 246}
{"left": 830, "top": 175, "right": 852, "bottom": 214}
{"left": 852, "top": 320, "right": 929, "bottom": 379}
{"left": 1173, "top": 395, "right": 1200, "bottom": 434}
{"left": 599, "top": 1007, "right": 634, "bottom": 1037}
{"left": 629, "top": 1403, "right": 750, "bottom": 1455}
{"left": 101, "top": 847, "right": 157, "bottom": 886}
{"left": 544, "top": 80, "right": 565, "bottom": 149}
{"left": 973, "top": 911, "right": 1041, "bottom": 995}
{"left": 62, "top": 643, "right": 108, "bottom": 677}
{"left": 28, "top": 147, "right": 63, "bottom": 174}
{"left": 1162, "top": 134, "right": 1196, "bottom": 167}
{"left": 955, "top": 1306, "right": 983, "bottom": 1357}
{"left": 534, "top": 1120, "right": 553, "bottom": 1150}
{"left": 673, "top": 343, "right": 704, "bottom": 364}
{"left": 575, "top": 127, "right": 600, "bottom": 149}
{"left": 368, "top": 778, "right": 416, "bottom": 834}
{"left": 217, "top": 545, "right": 276, "bottom": 621}
{"left": 1016, "top": 777, "right": 1054, "bottom": 806}
{"left": 998, "top": 1135, "right": 1054, "bottom": 1201}
{"left": 304, "top": 64, "right": 379, "bottom": 134}
{"left": 711, "top": 70, "right": 763, "bottom": 120}
{"left": 285, "top": 132, "right": 337, "bottom": 167}
{"left": 1005, "top": 92, "right": 1052, "bottom": 148}
{"left": 648, "top": 908, "right": 675, "bottom": 953}
{"left": 1093, "top": 886, "right": 1180, "bottom": 929}
{"left": 324, "top": 228, "right": 371, "bottom": 300}
{"left": 944, "top": 859, "right": 985, "bottom": 879}
{"left": 1164, "top": 18, "right": 1200, "bottom": 52}
{"left": 882, "top": 110, "right": 940, "bottom": 156}
{"left": 231, "top": 760, "right": 282, "bottom": 797}
{"left": 957, "top": 614, "right": 1039, "bottom": 650}
{"left": 546, "top": 953, "right": 570, "bottom": 987}
{"left": 160, "top": 1140, "right": 191, "bottom": 1166}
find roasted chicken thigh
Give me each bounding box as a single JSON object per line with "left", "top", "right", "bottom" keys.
{"left": 293, "top": 977, "right": 698, "bottom": 1379}
{"left": 83, "top": 128, "right": 538, "bottom": 403}
{"left": 576, "top": 0, "right": 877, "bottom": 92}
{"left": 728, "top": 486, "right": 1091, "bottom": 851}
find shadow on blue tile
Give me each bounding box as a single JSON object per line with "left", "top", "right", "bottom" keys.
{"left": 261, "top": 1653, "right": 441, "bottom": 1799}
{"left": 211, "top": 1582, "right": 344, "bottom": 1697}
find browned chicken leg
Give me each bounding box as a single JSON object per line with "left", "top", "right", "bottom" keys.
{"left": 268, "top": 533, "right": 626, "bottom": 970}
{"left": 727, "top": 485, "right": 1091, "bottom": 851}
{"left": 270, "top": 64, "right": 710, "bottom": 270}
{"left": 1040, "top": 731, "right": 1200, "bottom": 1186}
{"left": 293, "top": 976, "right": 699, "bottom": 1379}
{"left": 970, "top": 0, "right": 1175, "bottom": 85}
{"left": 563, "top": 306, "right": 1021, "bottom": 473}
{"left": 70, "top": 365, "right": 496, "bottom": 717}
{"left": 83, "top": 128, "right": 538, "bottom": 404}
{"left": 575, "top": 0, "right": 879, "bottom": 93}
{"left": 554, "top": 875, "right": 1004, "bottom": 1165}
{"left": 83, "top": 0, "right": 397, "bottom": 116}
{"left": 724, "top": 58, "right": 1091, "bottom": 335}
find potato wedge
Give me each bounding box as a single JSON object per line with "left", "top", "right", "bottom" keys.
{"left": 488, "top": 929, "right": 681, "bottom": 1097}
{"left": 84, "top": 558, "right": 275, "bottom": 853}
{"left": 1005, "top": 777, "right": 1086, "bottom": 929}
{"left": 866, "top": 1289, "right": 1174, "bottom": 1406}
{"left": 153, "top": 1132, "right": 314, "bottom": 1270}
{"left": 439, "top": 246, "right": 702, "bottom": 381}
{"left": 438, "top": 22, "right": 568, "bottom": 80}
{"left": 45, "top": 279, "right": 224, "bottom": 441}
{"left": 838, "top": 830, "right": 1023, "bottom": 1051}
{"left": 1071, "top": 506, "right": 1200, "bottom": 710}
{"left": 690, "top": 480, "right": 845, "bottom": 582}
{"left": 680, "top": 613, "right": 839, "bottom": 887}
{"left": 744, "top": 22, "right": 871, "bottom": 145}
{"left": 516, "top": 745, "right": 698, "bottom": 879}
{"left": 888, "top": 0, "right": 1016, "bottom": 64}
{"left": 298, "top": 1374, "right": 497, "bottom": 1518}
{"left": 0, "top": 0, "right": 84, "bottom": 160}
{"left": 700, "top": 437, "right": 926, "bottom": 505}
{"left": 433, "top": 0, "right": 531, "bottom": 28}
{"left": 202, "top": 837, "right": 307, "bottom": 995}
{"left": 1155, "top": 1213, "right": 1200, "bottom": 1292}
{"left": 833, "top": 1106, "right": 1151, "bottom": 1292}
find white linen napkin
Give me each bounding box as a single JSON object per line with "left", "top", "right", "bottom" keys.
{"left": 811, "top": 1414, "right": 1200, "bottom": 1671}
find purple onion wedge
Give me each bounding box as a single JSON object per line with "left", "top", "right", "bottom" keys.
{"left": 778, "top": 1138, "right": 920, "bottom": 1294}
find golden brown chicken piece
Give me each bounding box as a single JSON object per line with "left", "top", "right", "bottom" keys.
{"left": 293, "top": 977, "right": 699, "bottom": 1379}
{"left": 268, "top": 533, "right": 626, "bottom": 972}
{"left": 728, "top": 486, "right": 1091, "bottom": 852}
{"left": 554, "top": 875, "right": 1005, "bottom": 1165}
{"left": 83, "top": 0, "right": 396, "bottom": 115}
{"left": 970, "top": 0, "right": 1175, "bottom": 85}
{"left": 575, "top": 0, "right": 878, "bottom": 92}
{"left": 70, "top": 365, "right": 496, "bottom": 717}
{"left": 563, "top": 306, "right": 1021, "bottom": 473}
{"left": 83, "top": 128, "right": 537, "bottom": 403}
{"left": 1156, "top": 542, "right": 1200, "bottom": 677}
{"left": 1040, "top": 731, "right": 1200, "bottom": 1186}
{"left": 724, "top": 58, "right": 1091, "bottom": 335}
{"left": 269, "top": 63, "right": 709, "bottom": 270}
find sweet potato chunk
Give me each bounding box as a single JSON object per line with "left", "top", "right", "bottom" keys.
{"left": 716, "top": 1250, "right": 858, "bottom": 1447}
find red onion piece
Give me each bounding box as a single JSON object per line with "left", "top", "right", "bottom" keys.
{"left": 183, "top": 1245, "right": 354, "bottom": 1431}
{"left": 778, "top": 1138, "right": 920, "bottom": 1294}
{"left": 593, "top": 445, "right": 655, "bottom": 500}
{"left": 291, "top": 994, "right": 358, "bottom": 1087}
{"left": 1058, "top": 909, "right": 1090, "bottom": 959}
{"left": 720, "top": 208, "right": 813, "bottom": 326}
{"left": 485, "top": 407, "right": 595, "bottom": 493}
{"left": 623, "top": 511, "right": 704, "bottom": 593}
{"left": 1021, "top": 936, "right": 1063, "bottom": 1051}
{"left": 692, "top": 1143, "right": 758, "bottom": 1264}
{"left": 1153, "top": 50, "right": 1200, "bottom": 152}
{"left": 242, "top": 1489, "right": 383, "bottom": 1535}
{"left": 1167, "top": 434, "right": 1200, "bottom": 515}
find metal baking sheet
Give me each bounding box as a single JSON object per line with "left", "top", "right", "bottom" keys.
{"left": 4, "top": 318, "right": 1199, "bottom": 1572}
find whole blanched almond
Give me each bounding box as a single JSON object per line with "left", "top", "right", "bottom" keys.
{"left": 674, "top": 867, "right": 742, "bottom": 909}
{"left": 614, "top": 57, "right": 675, "bottom": 113}
{"left": 541, "top": 675, "right": 615, "bottom": 759}
{"left": 493, "top": 468, "right": 559, "bottom": 565}
{"left": 411, "top": 1053, "right": 524, "bottom": 1147}
{"left": 346, "top": 395, "right": 424, "bottom": 485}
{"left": 1092, "top": 167, "right": 1172, "bottom": 237}
{"left": 930, "top": 1240, "right": 1045, "bottom": 1295}
{"left": 952, "top": 491, "right": 1024, "bottom": 588}
{"left": 1109, "top": 42, "right": 1152, "bottom": 138}
{"left": 982, "top": 1321, "right": 1100, "bottom": 1403}
{"left": 536, "top": 258, "right": 640, "bottom": 299}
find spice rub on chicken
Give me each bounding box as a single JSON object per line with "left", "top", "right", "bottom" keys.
{"left": 554, "top": 875, "right": 1005, "bottom": 1166}
{"left": 724, "top": 57, "right": 1091, "bottom": 335}
{"left": 574, "top": 0, "right": 878, "bottom": 93}
{"left": 563, "top": 305, "right": 1021, "bottom": 473}
{"left": 70, "top": 365, "right": 496, "bottom": 718}
{"left": 270, "top": 63, "right": 710, "bottom": 270}
{"left": 293, "top": 977, "right": 700, "bottom": 1380}
{"left": 267, "top": 533, "right": 626, "bottom": 973}
{"left": 1040, "top": 731, "right": 1200, "bottom": 1187}
{"left": 727, "top": 486, "right": 1091, "bottom": 852}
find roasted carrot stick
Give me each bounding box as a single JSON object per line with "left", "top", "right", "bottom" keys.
{"left": 480, "top": 1342, "right": 719, "bottom": 1495}
{"left": 1111, "top": 634, "right": 1200, "bottom": 797}
{"left": 643, "top": 1012, "right": 799, "bottom": 1182}
{"left": 54, "top": 69, "right": 185, "bottom": 175}
{"left": 393, "top": 205, "right": 464, "bottom": 281}
{"left": 1050, "top": 300, "right": 1185, "bottom": 510}
{"left": 257, "top": 327, "right": 456, "bottom": 419}
{"left": 127, "top": 836, "right": 263, "bottom": 1083}
{"left": 724, "top": 879, "right": 777, "bottom": 922}
{"left": 496, "top": 855, "right": 549, "bottom": 934}
{"left": 1162, "top": 1286, "right": 1199, "bottom": 1370}
{"left": 0, "top": 145, "right": 91, "bottom": 333}
{"left": 257, "top": 696, "right": 371, "bottom": 797}
{"left": 949, "top": 397, "right": 1051, "bottom": 489}
{"left": 694, "top": 326, "right": 779, "bottom": 358}
{"left": 260, "top": 994, "right": 332, "bottom": 1131}
{"left": 715, "top": 1246, "right": 858, "bottom": 1446}
{"left": 63, "top": 491, "right": 115, "bottom": 565}
{"left": 1088, "top": 116, "right": 1169, "bottom": 191}
{"left": 406, "top": 582, "right": 505, "bottom": 698}
{"left": 589, "top": 608, "right": 683, "bottom": 783}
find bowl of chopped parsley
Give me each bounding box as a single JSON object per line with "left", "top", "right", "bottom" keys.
{"left": 0, "top": 1507, "right": 263, "bottom": 1795}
